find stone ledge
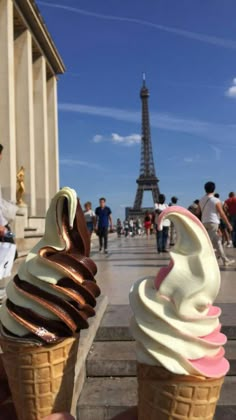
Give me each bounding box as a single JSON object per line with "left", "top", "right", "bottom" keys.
{"left": 70, "top": 294, "right": 108, "bottom": 417}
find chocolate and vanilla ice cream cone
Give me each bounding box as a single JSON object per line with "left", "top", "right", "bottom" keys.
{"left": 129, "top": 206, "right": 229, "bottom": 419}
{"left": 0, "top": 187, "right": 100, "bottom": 420}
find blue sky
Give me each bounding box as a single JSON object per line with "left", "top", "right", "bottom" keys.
{"left": 38, "top": 0, "right": 236, "bottom": 221}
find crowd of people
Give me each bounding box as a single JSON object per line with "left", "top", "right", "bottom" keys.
{"left": 108, "top": 195, "right": 177, "bottom": 255}
{"left": 87, "top": 183, "right": 236, "bottom": 266}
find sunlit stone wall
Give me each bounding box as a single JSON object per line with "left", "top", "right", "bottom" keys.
{"left": 0, "top": 0, "right": 64, "bottom": 216}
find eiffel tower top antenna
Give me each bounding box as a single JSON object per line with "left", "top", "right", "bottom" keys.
{"left": 142, "top": 72, "right": 146, "bottom": 86}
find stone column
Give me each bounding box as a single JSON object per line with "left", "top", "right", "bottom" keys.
{"left": 33, "top": 56, "right": 49, "bottom": 215}
{"left": 0, "top": 0, "right": 16, "bottom": 201}
{"left": 47, "top": 76, "right": 59, "bottom": 199}
{"left": 14, "top": 30, "right": 36, "bottom": 216}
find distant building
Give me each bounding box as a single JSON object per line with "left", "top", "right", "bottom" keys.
{"left": 0, "top": 0, "right": 65, "bottom": 216}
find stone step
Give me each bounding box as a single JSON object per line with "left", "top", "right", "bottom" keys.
{"left": 87, "top": 340, "right": 236, "bottom": 378}
{"left": 77, "top": 376, "right": 236, "bottom": 420}
{"left": 95, "top": 305, "right": 132, "bottom": 341}
{"left": 87, "top": 341, "right": 136, "bottom": 377}
{"left": 77, "top": 377, "right": 136, "bottom": 420}
{"left": 24, "top": 232, "right": 42, "bottom": 238}
{"left": 23, "top": 227, "right": 43, "bottom": 239}
{"left": 95, "top": 304, "right": 236, "bottom": 342}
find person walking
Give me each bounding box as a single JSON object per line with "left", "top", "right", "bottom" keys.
{"left": 155, "top": 194, "right": 170, "bottom": 253}
{"left": 116, "top": 218, "right": 123, "bottom": 237}
{"left": 136, "top": 217, "right": 142, "bottom": 236}
{"left": 224, "top": 192, "right": 236, "bottom": 248}
{"left": 144, "top": 211, "right": 152, "bottom": 236}
{"left": 168, "top": 196, "right": 178, "bottom": 245}
{"left": 129, "top": 218, "right": 134, "bottom": 236}
{"left": 95, "top": 197, "right": 113, "bottom": 253}
{"left": 0, "top": 144, "right": 18, "bottom": 259}
{"left": 199, "top": 182, "right": 234, "bottom": 266}
{"left": 124, "top": 219, "right": 129, "bottom": 237}
{"left": 214, "top": 193, "right": 232, "bottom": 247}
{"left": 83, "top": 201, "right": 96, "bottom": 237}
{"left": 188, "top": 199, "right": 201, "bottom": 219}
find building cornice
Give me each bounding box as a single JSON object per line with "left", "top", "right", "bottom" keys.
{"left": 14, "top": 0, "right": 65, "bottom": 76}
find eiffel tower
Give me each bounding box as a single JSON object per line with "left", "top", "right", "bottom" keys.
{"left": 131, "top": 75, "right": 160, "bottom": 214}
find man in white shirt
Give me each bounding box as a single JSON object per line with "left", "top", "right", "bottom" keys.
{"left": 155, "top": 194, "right": 170, "bottom": 253}
{"left": 199, "top": 181, "right": 234, "bottom": 266}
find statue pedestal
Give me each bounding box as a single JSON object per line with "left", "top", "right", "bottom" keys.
{"left": 16, "top": 203, "right": 28, "bottom": 228}
{"left": 12, "top": 213, "right": 25, "bottom": 239}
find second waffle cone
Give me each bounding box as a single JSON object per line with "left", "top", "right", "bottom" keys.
{"left": 137, "top": 363, "right": 224, "bottom": 420}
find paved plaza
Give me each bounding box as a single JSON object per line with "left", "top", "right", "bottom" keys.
{"left": 91, "top": 234, "right": 236, "bottom": 305}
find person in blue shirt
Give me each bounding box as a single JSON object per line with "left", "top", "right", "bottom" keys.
{"left": 95, "top": 197, "right": 113, "bottom": 253}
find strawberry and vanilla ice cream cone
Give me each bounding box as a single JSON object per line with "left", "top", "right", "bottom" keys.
{"left": 129, "top": 206, "right": 229, "bottom": 419}
{"left": 0, "top": 187, "right": 100, "bottom": 420}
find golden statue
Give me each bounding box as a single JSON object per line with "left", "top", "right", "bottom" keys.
{"left": 16, "top": 166, "right": 26, "bottom": 205}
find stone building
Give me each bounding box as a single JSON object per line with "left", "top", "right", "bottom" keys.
{"left": 0, "top": 0, "right": 65, "bottom": 221}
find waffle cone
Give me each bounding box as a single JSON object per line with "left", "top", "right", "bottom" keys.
{"left": 137, "top": 363, "right": 224, "bottom": 420}
{"left": 0, "top": 334, "right": 79, "bottom": 420}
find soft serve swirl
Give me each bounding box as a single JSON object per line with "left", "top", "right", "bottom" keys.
{"left": 0, "top": 187, "right": 100, "bottom": 343}
{"left": 129, "top": 206, "right": 229, "bottom": 377}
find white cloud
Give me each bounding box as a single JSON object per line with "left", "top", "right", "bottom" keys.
{"left": 225, "top": 78, "right": 236, "bottom": 98}
{"left": 211, "top": 146, "right": 221, "bottom": 161}
{"left": 183, "top": 154, "right": 203, "bottom": 164}
{"left": 38, "top": 1, "right": 236, "bottom": 50}
{"left": 92, "top": 132, "right": 141, "bottom": 146}
{"left": 111, "top": 133, "right": 141, "bottom": 146}
{"left": 59, "top": 102, "right": 236, "bottom": 147}
{"left": 168, "top": 146, "right": 221, "bottom": 165}
{"left": 93, "top": 134, "right": 103, "bottom": 143}
{"left": 184, "top": 157, "right": 193, "bottom": 163}
{"left": 60, "top": 159, "right": 102, "bottom": 170}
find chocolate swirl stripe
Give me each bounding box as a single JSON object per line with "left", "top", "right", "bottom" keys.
{"left": 12, "top": 276, "right": 89, "bottom": 331}
{"left": 39, "top": 248, "right": 97, "bottom": 282}
{"left": 82, "top": 280, "right": 101, "bottom": 298}
{"left": 69, "top": 254, "right": 97, "bottom": 277}
{"left": 6, "top": 300, "right": 71, "bottom": 343}
{"left": 54, "top": 278, "right": 99, "bottom": 309}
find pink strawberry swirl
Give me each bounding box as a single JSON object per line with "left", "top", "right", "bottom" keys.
{"left": 129, "top": 206, "right": 229, "bottom": 377}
